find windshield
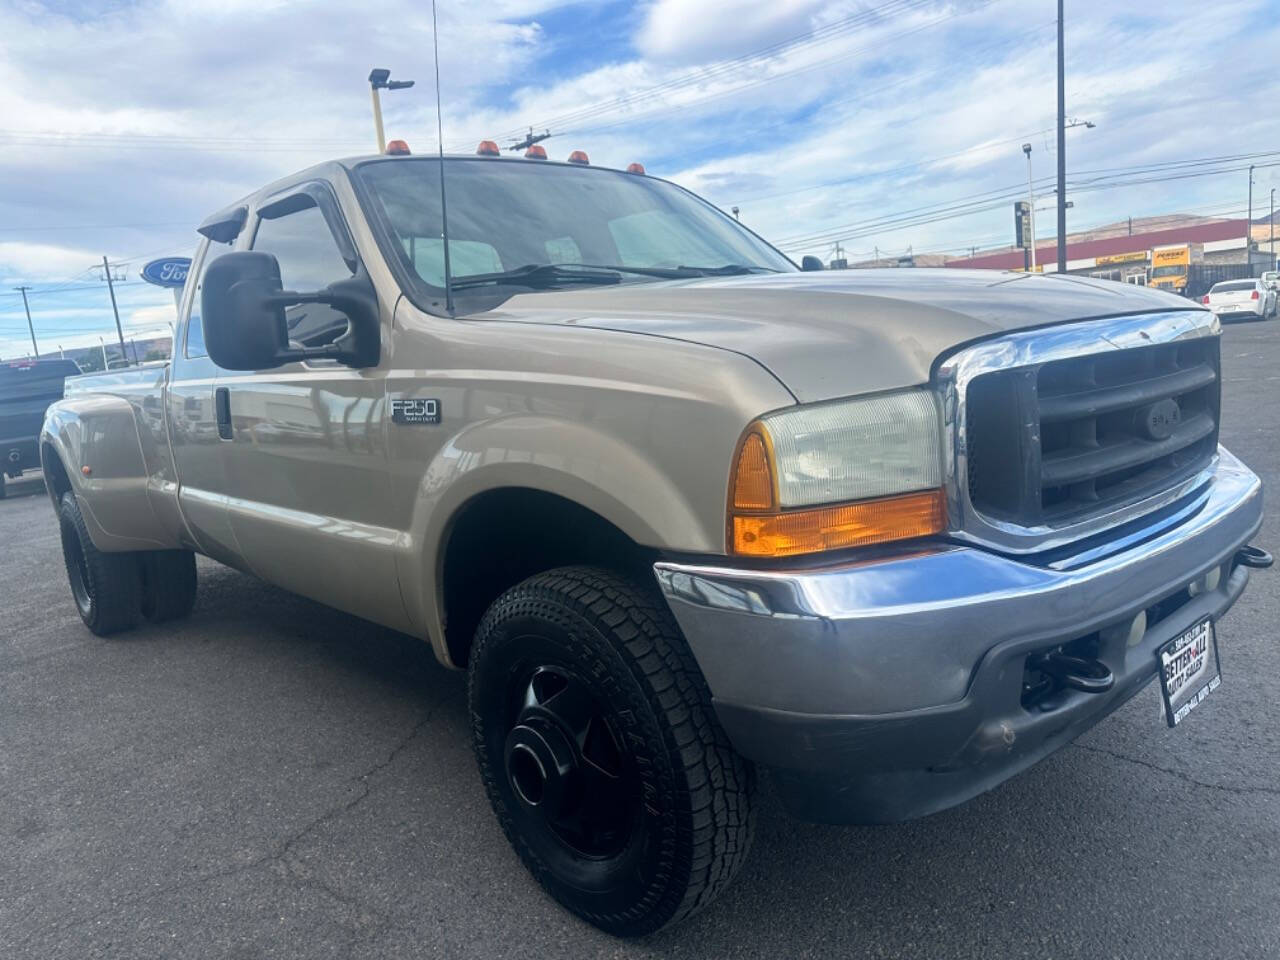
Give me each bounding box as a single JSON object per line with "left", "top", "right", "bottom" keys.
{"left": 1152, "top": 265, "right": 1187, "bottom": 278}
{"left": 354, "top": 158, "right": 794, "bottom": 304}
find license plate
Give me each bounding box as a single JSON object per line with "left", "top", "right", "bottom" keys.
{"left": 1158, "top": 619, "right": 1220, "bottom": 728}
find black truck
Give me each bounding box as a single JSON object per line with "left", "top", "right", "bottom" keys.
{"left": 1, "top": 359, "right": 80, "bottom": 498}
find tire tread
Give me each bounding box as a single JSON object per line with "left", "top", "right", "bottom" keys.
{"left": 468, "top": 565, "right": 756, "bottom": 936}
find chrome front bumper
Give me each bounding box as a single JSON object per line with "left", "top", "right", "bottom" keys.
{"left": 654, "top": 448, "right": 1263, "bottom": 822}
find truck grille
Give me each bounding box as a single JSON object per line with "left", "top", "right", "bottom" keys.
{"left": 966, "top": 337, "right": 1220, "bottom": 526}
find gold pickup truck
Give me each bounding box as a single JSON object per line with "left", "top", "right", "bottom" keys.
{"left": 41, "top": 150, "right": 1267, "bottom": 936}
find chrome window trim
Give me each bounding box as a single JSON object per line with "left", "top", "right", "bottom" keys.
{"left": 935, "top": 309, "right": 1220, "bottom": 555}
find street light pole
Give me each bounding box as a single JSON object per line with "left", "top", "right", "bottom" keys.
{"left": 13, "top": 285, "right": 37, "bottom": 358}
{"left": 370, "top": 84, "right": 386, "bottom": 154}
{"left": 1023, "top": 143, "right": 1036, "bottom": 271}
{"left": 1270, "top": 188, "right": 1275, "bottom": 265}
{"left": 1245, "top": 164, "right": 1255, "bottom": 274}
{"left": 1056, "top": 0, "right": 1067, "bottom": 273}
{"left": 368, "top": 68, "right": 415, "bottom": 155}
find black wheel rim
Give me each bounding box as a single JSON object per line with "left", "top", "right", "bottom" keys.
{"left": 61, "top": 522, "right": 92, "bottom": 616}
{"left": 503, "top": 663, "right": 637, "bottom": 860}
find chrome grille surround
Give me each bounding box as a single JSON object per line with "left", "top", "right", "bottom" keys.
{"left": 935, "top": 310, "right": 1221, "bottom": 555}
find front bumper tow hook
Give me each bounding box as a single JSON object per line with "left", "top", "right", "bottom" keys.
{"left": 1029, "top": 652, "right": 1115, "bottom": 695}
{"left": 1235, "top": 544, "right": 1273, "bottom": 570}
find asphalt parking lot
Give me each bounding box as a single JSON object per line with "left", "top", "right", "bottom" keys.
{"left": 3, "top": 321, "right": 1279, "bottom": 960}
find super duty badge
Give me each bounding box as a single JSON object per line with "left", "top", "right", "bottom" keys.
{"left": 391, "top": 397, "right": 441, "bottom": 425}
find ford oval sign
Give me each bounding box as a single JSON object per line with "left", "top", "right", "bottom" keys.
{"left": 141, "top": 256, "right": 191, "bottom": 288}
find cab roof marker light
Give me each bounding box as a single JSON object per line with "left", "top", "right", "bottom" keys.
{"left": 476, "top": 140, "right": 501, "bottom": 156}
{"left": 567, "top": 150, "right": 590, "bottom": 165}
{"left": 386, "top": 139, "right": 411, "bottom": 155}
{"left": 626, "top": 162, "right": 646, "bottom": 175}
{"left": 525, "top": 145, "right": 547, "bottom": 159}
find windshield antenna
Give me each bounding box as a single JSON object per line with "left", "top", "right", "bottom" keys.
{"left": 431, "top": 0, "right": 454, "bottom": 314}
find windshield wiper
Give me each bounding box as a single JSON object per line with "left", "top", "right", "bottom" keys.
{"left": 450, "top": 263, "right": 622, "bottom": 291}
{"left": 571, "top": 262, "right": 780, "bottom": 278}
{"left": 675, "top": 264, "right": 779, "bottom": 276}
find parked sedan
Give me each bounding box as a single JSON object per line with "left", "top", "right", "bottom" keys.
{"left": 1202, "top": 279, "right": 1277, "bottom": 320}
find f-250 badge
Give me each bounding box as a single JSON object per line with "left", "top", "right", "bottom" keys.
{"left": 391, "top": 397, "right": 441, "bottom": 425}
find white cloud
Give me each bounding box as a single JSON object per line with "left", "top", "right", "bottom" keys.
{"left": 0, "top": 241, "right": 103, "bottom": 284}
{"left": 0, "top": 0, "right": 1277, "bottom": 323}
{"left": 636, "top": 0, "right": 829, "bottom": 63}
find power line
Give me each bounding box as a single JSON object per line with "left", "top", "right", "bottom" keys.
{"left": 773, "top": 155, "right": 1280, "bottom": 251}
{"left": 0, "top": 220, "right": 192, "bottom": 233}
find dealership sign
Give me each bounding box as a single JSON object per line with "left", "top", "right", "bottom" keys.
{"left": 1096, "top": 251, "right": 1147, "bottom": 266}
{"left": 141, "top": 257, "right": 191, "bottom": 288}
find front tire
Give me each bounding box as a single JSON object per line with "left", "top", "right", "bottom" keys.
{"left": 58, "top": 491, "right": 141, "bottom": 636}
{"left": 468, "top": 567, "right": 756, "bottom": 936}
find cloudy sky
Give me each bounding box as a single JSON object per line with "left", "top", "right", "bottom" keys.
{"left": 2, "top": 0, "right": 1278, "bottom": 358}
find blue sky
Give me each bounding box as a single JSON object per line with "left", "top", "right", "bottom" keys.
{"left": 2, "top": 0, "right": 1279, "bottom": 357}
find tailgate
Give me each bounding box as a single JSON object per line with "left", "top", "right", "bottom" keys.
{"left": 0, "top": 361, "right": 75, "bottom": 444}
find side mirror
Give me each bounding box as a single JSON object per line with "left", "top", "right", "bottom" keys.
{"left": 201, "top": 251, "right": 380, "bottom": 371}
{"left": 801, "top": 255, "right": 824, "bottom": 272}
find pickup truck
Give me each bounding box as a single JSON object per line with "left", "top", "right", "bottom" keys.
{"left": 41, "top": 149, "right": 1267, "bottom": 936}
{"left": 1, "top": 357, "right": 80, "bottom": 499}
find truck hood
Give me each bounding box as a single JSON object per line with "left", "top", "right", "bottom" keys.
{"left": 482, "top": 268, "right": 1200, "bottom": 403}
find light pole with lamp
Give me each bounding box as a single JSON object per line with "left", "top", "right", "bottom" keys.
{"left": 1247, "top": 164, "right": 1254, "bottom": 272}
{"left": 368, "top": 68, "right": 415, "bottom": 154}
{"left": 1023, "top": 143, "right": 1036, "bottom": 271}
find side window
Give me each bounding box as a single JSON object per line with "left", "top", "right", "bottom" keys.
{"left": 251, "top": 201, "right": 354, "bottom": 348}
{"left": 185, "top": 239, "right": 231, "bottom": 359}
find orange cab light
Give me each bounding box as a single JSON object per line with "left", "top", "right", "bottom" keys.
{"left": 731, "top": 432, "right": 774, "bottom": 511}
{"left": 626, "top": 162, "right": 646, "bottom": 174}
{"left": 567, "top": 150, "right": 590, "bottom": 165}
{"left": 731, "top": 489, "right": 946, "bottom": 558}
{"left": 525, "top": 144, "right": 548, "bottom": 159}
{"left": 476, "top": 140, "right": 501, "bottom": 156}
{"left": 386, "top": 139, "right": 411, "bottom": 155}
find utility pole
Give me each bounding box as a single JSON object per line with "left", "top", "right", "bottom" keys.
{"left": 1056, "top": 0, "right": 1067, "bottom": 272}
{"left": 1270, "top": 188, "right": 1275, "bottom": 264}
{"left": 508, "top": 127, "right": 551, "bottom": 153}
{"left": 1023, "top": 143, "right": 1036, "bottom": 271}
{"left": 1247, "top": 165, "right": 1255, "bottom": 273}
{"left": 98, "top": 336, "right": 108, "bottom": 371}
{"left": 100, "top": 256, "right": 128, "bottom": 365}
{"left": 13, "top": 285, "right": 38, "bottom": 358}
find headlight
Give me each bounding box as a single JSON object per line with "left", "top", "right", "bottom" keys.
{"left": 728, "top": 389, "right": 946, "bottom": 557}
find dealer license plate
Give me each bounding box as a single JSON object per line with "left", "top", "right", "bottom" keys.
{"left": 1158, "top": 619, "right": 1220, "bottom": 728}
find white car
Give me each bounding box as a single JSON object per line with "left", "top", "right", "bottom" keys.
{"left": 1202, "top": 278, "right": 1277, "bottom": 320}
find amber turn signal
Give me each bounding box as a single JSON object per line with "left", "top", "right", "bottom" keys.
{"left": 731, "top": 432, "right": 774, "bottom": 511}
{"left": 731, "top": 489, "right": 946, "bottom": 558}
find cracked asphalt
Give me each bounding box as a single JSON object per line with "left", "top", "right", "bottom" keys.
{"left": 3, "top": 321, "right": 1279, "bottom": 960}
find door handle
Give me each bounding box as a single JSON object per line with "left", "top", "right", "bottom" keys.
{"left": 215, "top": 387, "right": 233, "bottom": 440}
